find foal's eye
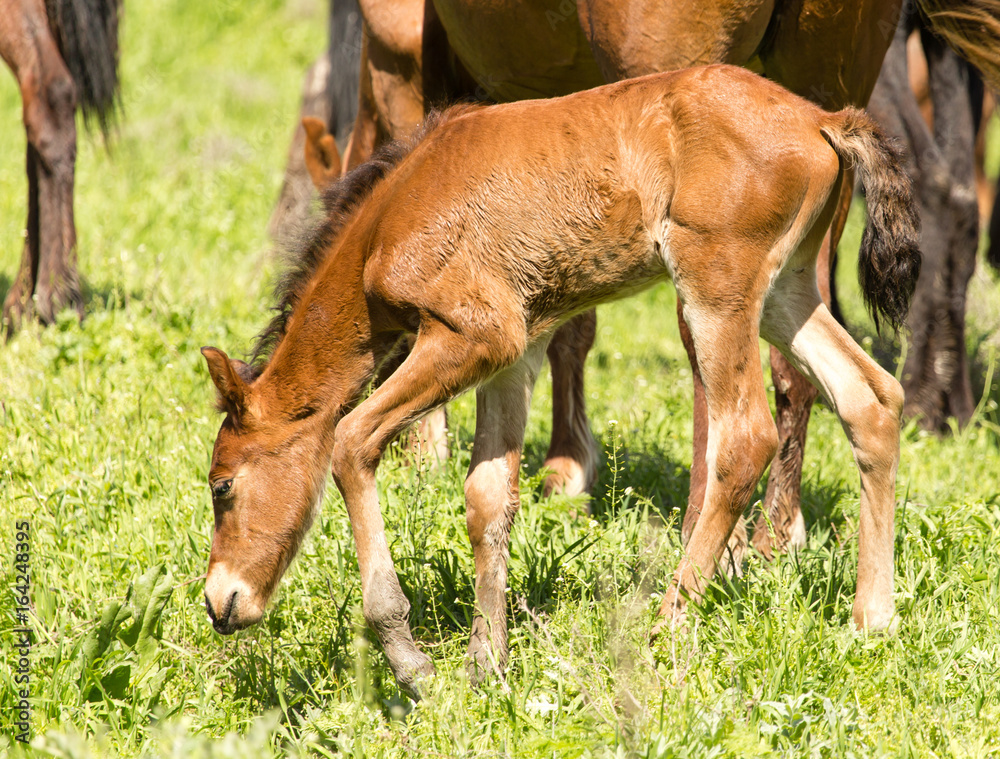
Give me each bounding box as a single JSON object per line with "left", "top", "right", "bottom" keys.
{"left": 211, "top": 479, "right": 233, "bottom": 498}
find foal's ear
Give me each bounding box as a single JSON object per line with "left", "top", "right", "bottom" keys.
{"left": 201, "top": 346, "right": 251, "bottom": 415}
{"left": 302, "top": 116, "right": 341, "bottom": 191}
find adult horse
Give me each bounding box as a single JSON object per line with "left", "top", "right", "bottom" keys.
{"left": 868, "top": 8, "right": 989, "bottom": 432}
{"left": 202, "top": 66, "right": 920, "bottom": 691}
{"left": 306, "top": 0, "right": 1000, "bottom": 568}
{"left": 0, "top": 0, "right": 121, "bottom": 333}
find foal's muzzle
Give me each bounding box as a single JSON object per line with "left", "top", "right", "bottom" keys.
{"left": 205, "top": 589, "right": 240, "bottom": 635}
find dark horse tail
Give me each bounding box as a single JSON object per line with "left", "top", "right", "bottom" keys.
{"left": 327, "top": 0, "right": 363, "bottom": 145}
{"left": 45, "top": 0, "right": 122, "bottom": 136}
{"left": 821, "top": 109, "right": 921, "bottom": 334}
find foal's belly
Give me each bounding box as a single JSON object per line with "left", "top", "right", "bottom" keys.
{"left": 521, "top": 231, "right": 669, "bottom": 340}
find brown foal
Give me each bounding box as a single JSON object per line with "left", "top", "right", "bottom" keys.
{"left": 203, "top": 66, "right": 919, "bottom": 693}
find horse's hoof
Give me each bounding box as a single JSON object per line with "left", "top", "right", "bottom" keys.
{"left": 650, "top": 608, "right": 688, "bottom": 643}
{"left": 752, "top": 499, "right": 806, "bottom": 559}
{"left": 542, "top": 454, "right": 596, "bottom": 497}
{"left": 408, "top": 407, "right": 450, "bottom": 469}
{"left": 465, "top": 633, "right": 508, "bottom": 688}
{"left": 2, "top": 293, "right": 32, "bottom": 337}
{"left": 33, "top": 277, "right": 83, "bottom": 326}
{"left": 853, "top": 604, "right": 898, "bottom": 635}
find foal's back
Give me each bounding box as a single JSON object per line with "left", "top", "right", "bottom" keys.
{"left": 356, "top": 65, "right": 841, "bottom": 340}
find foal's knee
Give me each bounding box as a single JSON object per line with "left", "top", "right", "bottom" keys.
{"left": 331, "top": 412, "right": 382, "bottom": 486}
{"left": 464, "top": 457, "right": 516, "bottom": 549}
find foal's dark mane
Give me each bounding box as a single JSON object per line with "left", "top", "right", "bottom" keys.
{"left": 249, "top": 104, "right": 481, "bottom": 372}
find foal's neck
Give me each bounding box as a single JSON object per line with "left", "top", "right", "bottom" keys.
{"left": 259, "top": 236, "right": 376, "bottom": 421}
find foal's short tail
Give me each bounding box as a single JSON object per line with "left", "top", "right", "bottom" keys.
{"left": 821, "top": 109, "right": 921, "bottom": 334}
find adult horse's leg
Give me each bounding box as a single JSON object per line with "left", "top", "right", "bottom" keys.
{"left": 1, "top": 1, "right": 81, "bottom": 331}
{"left": 3, "top": 147, "right": 40, "bottom": 333}
{"left": 867, "top": 17, "right": 978, "bottom": 431}
{"left": 913, "top": 29, "right": 977, "bottom": 428}
{"left": 466, "top": 341, "right": 547, "bottom": 681}
{"left": 344, "top": 0, "right": 428, "bottom": 171}
{"left": 542, "top": 311, "right": 600, "bottom": 497}
{"left": 908, "top": 28, "right": 977, "bottom": 428}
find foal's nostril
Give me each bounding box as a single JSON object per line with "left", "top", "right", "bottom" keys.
{"left": 220, "top": 590, "right": 238, "bottom": 625}
{"left": 204, "top": 591, "right": 217, "bottom": 623}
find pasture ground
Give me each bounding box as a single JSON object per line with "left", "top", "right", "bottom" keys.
{"left": 2, "top": 1, "right": 1000, "bottom": 756}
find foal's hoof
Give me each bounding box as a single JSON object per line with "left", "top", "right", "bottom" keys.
{"left": 852, "top": 604, "right": 899, "bottom": 636}
{"left": 650, "top": 588, "right": 690, "bottom": 643}
{"left": 650, "top": 608, "right": 689, "bottom": 643}
{"left": 388, "top": 646, "right": 436, "bottom": 699}
{"left": 466, "top": 634, "right": 508, "bottom": 689}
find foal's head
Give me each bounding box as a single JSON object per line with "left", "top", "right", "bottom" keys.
{"left": 199, "top": 105, "right": 479, "bottom": 635}
{"left": 200, "top": 347, "right": 333, "bottom": 635}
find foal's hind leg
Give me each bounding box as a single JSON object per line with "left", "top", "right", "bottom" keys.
{"left": 465, "top": 341, "right": 547, "bottom": 683}
{"left": 543, "top": 310, "right": 599, "bottom": 497}
{"left": 761, "top": 281, "right": 902, "bottom": 631}
{"left": 656, "top": 303, "right": 778, "bottom": 633}
{"left": 750, "top": 183, "right": 851, "bottom": 559}
{"left": 677, "top": 301, "right": 748, "bottom": 576}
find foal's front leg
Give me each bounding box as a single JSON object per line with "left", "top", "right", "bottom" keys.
{"left": 752, "top": 189, "right": 849, "bottom": 558}
{"left": 465, "top": 341, "right": 547, "bottom": 684}
{"left": 331, "top": 323, "right": 497, "bottom": 694}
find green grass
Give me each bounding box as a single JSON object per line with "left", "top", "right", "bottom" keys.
{"left": 2, "top": 1, "right": 1000, "bottom": 756}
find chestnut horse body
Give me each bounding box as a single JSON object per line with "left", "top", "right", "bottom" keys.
{"left": 328, "top": 0, "right": 1000, "bottom": 569}
{"left": 203, "top": 66, "right": 919, "bottom": 693}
